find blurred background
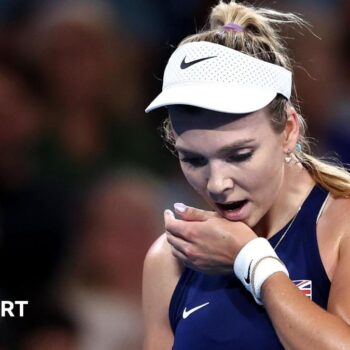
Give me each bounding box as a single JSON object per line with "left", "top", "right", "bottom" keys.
{"left": 0, "top": 0, "right": 348, "bottom": 349}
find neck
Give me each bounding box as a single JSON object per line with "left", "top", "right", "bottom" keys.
{"left": 254, "top": 160, "right": 315, "bottom": 239}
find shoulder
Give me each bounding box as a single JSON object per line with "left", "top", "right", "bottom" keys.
{"left": 324, "top": 195, "right": 350, "bottom": 253}
{"left": 319, "top": 194, "right": 350, "bottom": 235}
{"left": 143, "top": 233, "right": 184, "bottom": 349}
{"left": 143, "top": 233, "right": 184, "bottom": 283}
{"left": 319, "top": 195, "right": 350, "bottom": 321}
{"left": 317, "top": 194, "right": 350, "bottom": 280}
{"left": 143, "top": 232, "right": 183, "bottom": 313}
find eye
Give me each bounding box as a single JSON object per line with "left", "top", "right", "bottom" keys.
{"left": 227, "top": 152, "right": 253, "bottom": 163}
{"left": 180, "top": 156, "right": 207, "bottom": 167}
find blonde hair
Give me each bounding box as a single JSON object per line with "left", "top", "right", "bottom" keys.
{"left": 162, "top": 0, "right": 350, "bottom": 198}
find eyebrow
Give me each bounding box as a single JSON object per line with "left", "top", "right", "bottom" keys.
{"left": 175, "top": 138, "right": 256, "bottom": 156}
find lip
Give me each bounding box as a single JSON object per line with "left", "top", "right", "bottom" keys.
{"left": 215, "top": 200, "right": 249, "bottom": 221}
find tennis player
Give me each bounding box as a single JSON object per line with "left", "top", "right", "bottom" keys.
{"left": 143, "top": 1, "right": 350, "bottom": 349}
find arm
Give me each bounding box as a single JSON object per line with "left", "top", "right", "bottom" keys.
{"left": 165, "top": 204, "right": 350, "bottom": 349}
{"left": 142, "top": 233, "right": 183, "bottom": 350}
{"left": 262, "top": 231, "right": 350, "bottom": 349}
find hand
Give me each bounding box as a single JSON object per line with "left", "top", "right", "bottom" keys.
{"left": 164, "top": 203, "right": 257, "bottom": 275}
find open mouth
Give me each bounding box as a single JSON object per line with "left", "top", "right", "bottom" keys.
{"left": 215, "top": 200, "right": 249, "bottom": 221}
{"left": 216, "top": 200, "right": 248, "bottom": 212}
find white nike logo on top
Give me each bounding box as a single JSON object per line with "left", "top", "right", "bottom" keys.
{"left": 182, "top": 302, "right": 210, "bottom": 319}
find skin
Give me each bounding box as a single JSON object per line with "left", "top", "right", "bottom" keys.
{"left": 142, "top": 105, "right": 350, "bottom": 349}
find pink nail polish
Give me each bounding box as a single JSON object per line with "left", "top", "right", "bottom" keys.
{"left": 165, "top": 209, "right": 175, "bottom": 218}
{"left": 174, "top": 203, "right": 187, "bottom": 213}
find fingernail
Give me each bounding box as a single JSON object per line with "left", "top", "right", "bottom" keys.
{"left": 174, "top": 203, "right": 188, "bottom": 213}
{"left": 165, "top": 209, "right": 175, "bottom": 218}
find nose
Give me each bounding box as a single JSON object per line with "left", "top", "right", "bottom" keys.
{"left": 206, "top": 162, "right": 234, "bottom": 200}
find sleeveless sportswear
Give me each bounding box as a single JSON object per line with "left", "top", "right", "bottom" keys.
{"left": 169, "top": 185, "right": 331, "bottom": 349}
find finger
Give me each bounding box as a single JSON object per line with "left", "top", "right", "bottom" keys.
{"left": 170, "top": 245, "right": 188, "bottom": 264}
{"left": 166, "top": 231, "right": 187, "bottom": 255}
{"left": 164, "top": 209, "right": 188, "bottom": 239}
{"left": 164, "top": 208, "right": 175, "bottom": 221}
{"left": 166, "top": 232, "right": 189, "bottom": 263}
{"left": 174, "top": 202, "right": 217, "bottom": 222}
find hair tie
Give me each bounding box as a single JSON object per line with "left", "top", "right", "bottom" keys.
{"left": 222, "top": 23, "right": 244, "bottom": 33}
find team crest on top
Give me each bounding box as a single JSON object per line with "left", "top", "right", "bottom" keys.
{"left": 293, "top": 280, "right": 312, "bottom": 300}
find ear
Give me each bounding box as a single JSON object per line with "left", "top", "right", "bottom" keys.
{"left": 282, "top": 106, "right": 300, "bottom": 153}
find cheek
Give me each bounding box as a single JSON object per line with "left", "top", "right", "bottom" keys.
{"left": 180, "top": 163, "right": 206, "bottom": 194}
{"left": 240, "top": 147, "right": 284, "bottom": 194}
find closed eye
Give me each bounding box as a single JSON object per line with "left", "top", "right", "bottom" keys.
{"left": 180, "top": 156, "right": 207, "bottom": 167}
{"left": 227, "top": 152, "right": 253, "bottom": 163}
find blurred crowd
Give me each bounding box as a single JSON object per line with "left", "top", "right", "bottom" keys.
{"left": 0, "top": 0, "right": 348, "bottom": 349}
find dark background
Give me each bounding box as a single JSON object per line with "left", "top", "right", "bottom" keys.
{"left": 0, "top": 0, "right": 348, "bottom": 349}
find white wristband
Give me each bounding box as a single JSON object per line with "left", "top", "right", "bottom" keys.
{"left": 233, "top": 238, "right": 289, "bottom": 305}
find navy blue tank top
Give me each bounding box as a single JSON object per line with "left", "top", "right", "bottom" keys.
{"left": 169, "top": 185, "right": 331, "bottom": 349}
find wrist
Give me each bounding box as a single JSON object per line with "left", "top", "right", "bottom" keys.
{"left": 233, "top": 238, "right": 289, "bottom": 305}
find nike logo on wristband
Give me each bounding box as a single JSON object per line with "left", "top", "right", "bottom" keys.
{"left": 182, "top": 302, "right": 210, "bottom": 319}
{"left": 180, "top": 56, "right": 216, "bottom": 69}
{"left": 244, "top": 260, "right": 253, "bottom": 284}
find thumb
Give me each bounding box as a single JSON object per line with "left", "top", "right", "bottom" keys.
{"left": 173, "top": 203, "right": 217, "bottom": 222}
{"left": 164, "top": 209, "right": 175, "bottom": 227}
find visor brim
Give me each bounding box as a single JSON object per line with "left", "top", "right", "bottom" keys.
{"left": 145, "top": 84, "right": 277, "bottom": 114}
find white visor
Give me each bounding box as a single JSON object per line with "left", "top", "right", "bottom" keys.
{"left": 145, "top": 41, "right": 292, "bottom": 114}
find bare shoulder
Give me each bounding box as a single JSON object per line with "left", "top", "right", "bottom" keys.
{"left": 320, "top": 194, "right": 350, "bottom": 234}
{"left": 142, "top": 233, "right": 183, "bottom": 350}
{"left": 143, "top": 233, "right": 183, "bottom": 287}
{"left": 317, "top": 194, "right": 350, "bottom": 281}
{"left": 319, "top": 195, "right": 350, "bottom": 323}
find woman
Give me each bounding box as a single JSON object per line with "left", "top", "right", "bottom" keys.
{"left": 143, "top": 1, "right": 350, "bottom": 349}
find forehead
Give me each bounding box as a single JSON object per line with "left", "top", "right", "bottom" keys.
{"left": 169, "top": 106, "right": 273, "bottom": 140}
